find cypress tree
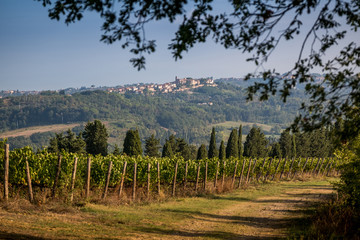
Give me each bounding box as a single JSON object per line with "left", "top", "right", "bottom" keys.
{"left": 238, "top": 125, "right": 243, "bottom": 158}
{"left": 168, "top": 134, "right": 177, "bottom": 153}
{"left": 292, "top": 134, "right": 296, "bottom": 158}
{"left": 226, "top": 129, "right": 238, "bottom": 158}
{"left": 113, "top": 144, "right": 121, "bottom": 155}
{"left": 208, "top": 127, "right": 218, "bottom": 158}
{"left": 219, "top": 140, "right": 226, "bottom": 160}
{"left": 243, "top": 127, "right": 268, "bottom": 158}
{"left": 176, "top": 138, "right": 191, "bottom": 160}
{"left": 83, "top": 120, "right": 109, "bottom": 156}
{"left": 145, "top": 134, "right": 161, "bottom": 157}
{"left": 162, "top": 141, "right": 173, "bottom": 158}
{"left": 279, "top": 130, "right": 292, "bottom": 158}
{"left": 123, "top": 129, "right": 142, "bottom": 156}
{"left": 270, "top": 142, "right": 282, "bottom": 158}
{"left": 197, "top": 144, "right": 207, "bottom": 160}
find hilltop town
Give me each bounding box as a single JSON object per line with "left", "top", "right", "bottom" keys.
{"left": 107, "top": 77, "right": 216, "bottom": 94}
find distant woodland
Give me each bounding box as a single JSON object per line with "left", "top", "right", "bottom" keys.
{"left": 0, "top": 82, "right": 307, "bottom": 150}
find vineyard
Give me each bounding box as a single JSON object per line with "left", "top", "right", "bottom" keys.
{"left": 1, "top": 144, "right": 340, "bottom": 204}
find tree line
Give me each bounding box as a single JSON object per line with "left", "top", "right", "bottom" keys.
{"left": 48, "top": 120, "right": 334, "bottom": 160}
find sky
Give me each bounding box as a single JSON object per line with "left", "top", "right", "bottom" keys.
{"left": 0, "top": 1, "right": 358, "bottom": 91}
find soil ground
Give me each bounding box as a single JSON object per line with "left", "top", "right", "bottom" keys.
{"left": 0, "top": 178, "right": 335, "bottom": 239}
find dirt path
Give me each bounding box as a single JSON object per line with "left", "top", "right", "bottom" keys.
{"left": 171, "top": 184, "right": 333, "bottom": 239}
{"left": 0, "top": 179, "right": 335, "bottom": 240}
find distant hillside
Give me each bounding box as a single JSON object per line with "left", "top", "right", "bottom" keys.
{"left": 0, "top": 83, "right": 306, "bottom": 150}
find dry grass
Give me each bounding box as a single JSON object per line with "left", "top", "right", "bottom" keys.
{"left": 0, "top": 178, "right": 338, "bottom": 240}
{"left": 0, "top": 123, "right": 82, "bottom": 138}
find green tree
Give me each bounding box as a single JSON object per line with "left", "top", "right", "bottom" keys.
{"left": 83, "top": 120, "right": 109, "bottom": 156}
{"left": 144, "top": 134, "right": 161, "bottom": 157}
{"left": 238, "top": 125, "right": 243, "bottom": 158}
{"left": 38, "top": 0, "right": 360, "bottom": 139}
{"left": 243, "top": 127, "right": 268, "bottom": 158}
{"left": 113, "top": 144, "right": 121, "bottom": 155}
{"left": 279, "top": 130, "right": 293, "bottom": 158}
{"left": 270, "top": 142, "right": 282, "bottom": 158}
{"left": 197, "top": 144, "right": 207, "bottom": 160}
{"left": 208, "top": 127, "right": 218, "bottom": 159}
{"left": 292, "top": 134, "right": 297, "bottom": 158}
{"left": 219, "top": 140, "right": 226, "bottom": 161}
{"left": 48, "top": 129, "right": 85, "bottom": 154}
{"left": 162, "top": 141, "right": 173, "bottom": 158}
{"left": 123, "top": 129, "right": 142, "bottom": 156}
{"left": 175, "top": 138, "right": 192, "bottom": 160}
{"left": 226, "top": 129, "right": 238, "bottom": 159}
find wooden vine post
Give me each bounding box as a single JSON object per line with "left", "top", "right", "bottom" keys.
{"left": 85, "top": 157, "right": 91, "bottom": 199}
{"left": 132, "top": 161, "right": 137, "bottom": 201}
{"left": 312, "top": 158, "right": 321, "bottom": 175}
{"left": 70, "top": 157, "right": 78, "bottom": 202}
{"left": 238, "top": 158, "right": 246, "bottom": 188}
{"left": 301, "top": 157, "right": 309, "bottom": 174}
{"left": 157, "top": 161, "right": 161, "bottom": 195}
{"left": 221, "top": 161, "right": 226, "bottom": 189}
{"left": 231, "top": 161, "right": 238, "bottom": 189}
{"left": 204, "top": 161, "right": 208, "bottom": 191}
{"left": 245, "top": 158, "right": 252, "bottom": 185}
{"left": 118, "top": 161, "right": 127, "bottom": 198}
{"left": 3, "top": 144, "right": 9, "bottom": 202}
{"left": 172, "top": 161, "right": 178, "bottom": 197}
{"left": 195, "top": 163, "right": 200, "bottom": 191}
{"left": 147, "top": 162, "right": 151, "bottom": 199}
{"left": 317, "top": 158, "right": 325, "bottom": 176}
{"left": 256, "top": 158, "right": 266, "bottom": 182}
{"left": 214, "top": 161, "right": 219, "bottom": 189}
{"left": 184, "top": 162, "right": 188, "bottom": 190}
{"left": 25, "top": 158, "right": 34, "bottom": 203}
{"left": 264, "top": 158, "right": 273, "bottom": 182}
{"left": 248, "top": 158, "right": 257, "bottom": 184}
{"left": 52, "top": 154, "right": 62, "bottom": 198}
{"left": 322, "top": 158, "right": 331, "bottom": 175}
{"left": 279, "top": 157, "right": 288, "bottom": 180}
{"left": 286, "top": 157, "right": 295, "bottom": 179}
{"left": 102, "top": 160, "right": 113, "bottom": 200}
{"left": 271, "top": 158, "right": 282, "bottom": 181}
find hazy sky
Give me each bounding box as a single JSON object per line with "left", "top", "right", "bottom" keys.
{"left": 0, "top": 1, "right": 358, "bottom": 91}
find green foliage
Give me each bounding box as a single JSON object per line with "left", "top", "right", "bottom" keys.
{"left": 279, "top": 130, "right": 293, "bottom": 158}
{"left": 113, "top": 144, "right": 121, "bottom": 155}
{"left": 208, "top": 127, "right": 218, "bottom": 159}
{"left": 335, "top": 136, "right": 360, "bottom": 210}
{"left": 48, "top": 129, "right": 85, "bottom": 154}
{"left": 123, "top": 129, "right": 142, "bottom": 156}
{"left": 226, "top": 129, "right": 238, "bottom": 159}
{"left": 243, "top": 127, "right": 268, "bottom": 158}
{"left": 0, "top": 84, "right": 305, "bottom": 150}
{"left": 219, "top": 140, "right": 226, "bottom": 161}
{"left": 162, "top": 141, "right": 173, "bottom": 158}
{"left": 144, "top": 134, "right": 161, "bottom": 157}
{"left": 238, "top": 125, "right": 243, "bottom": 158}
{"left": 197, "top": 144, "right": 207, "bottom": 160}
{"left": 83, "top": 120, "right": 109, "bottom": 156}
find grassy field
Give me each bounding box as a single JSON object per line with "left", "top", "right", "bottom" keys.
{"left": 0, "top": 178, "right": 336, "bottom": 239}
{"left": 0, "top": 123, "right": 83, "bottom": 138}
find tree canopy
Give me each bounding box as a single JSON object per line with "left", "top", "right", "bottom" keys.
{"left": 37, "top": 0, "right": 360, "bottom": 139}
{"left": 123, "top": 129, "right": 143, "bottom": 156}
{"left": 83, "top": 120, "right": 109, "bottom": 156}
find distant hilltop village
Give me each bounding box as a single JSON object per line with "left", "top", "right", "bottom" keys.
{"left": 0, "top": 74, "right": 326, "bottom": 98}
{"left": 107, "top": 77, "right": 216, "bottom": 94}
